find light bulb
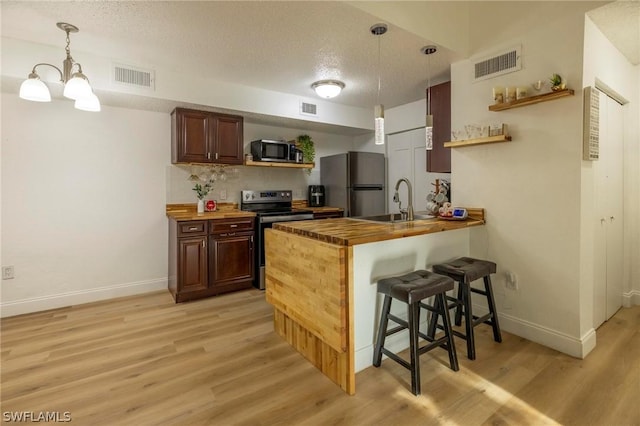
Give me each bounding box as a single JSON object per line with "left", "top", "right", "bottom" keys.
{"left": 425, "top": 114, "right": 433, "bottom": 150}
{"left": 374, "top": 104, "right": 385, "bottom": 145}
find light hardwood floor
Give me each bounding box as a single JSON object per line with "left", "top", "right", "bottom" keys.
{"left": 1, "top": 289, "right": 638, "bottom": 425}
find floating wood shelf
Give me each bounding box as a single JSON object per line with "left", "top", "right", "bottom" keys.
{"left": 489, "top": 89, "right": 574, "bottom": 111}
{"left": 244, "top": 159, "right": 314, "bottom": 169}
{"left": 444, "top": 134, "right": 512, "bottom": 148}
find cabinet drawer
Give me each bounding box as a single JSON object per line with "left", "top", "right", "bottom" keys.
{"left": 209, "top": 218, "right": 254, "bottom": 234}
{"left": 178, "top": 221, "right": 207, "bottom": 236}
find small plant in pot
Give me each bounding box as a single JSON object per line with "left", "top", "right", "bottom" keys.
{"left": 549, "top": 73, "right": 566, "bottom": 91}
{"left": 296, "top": 134, "right": 315, "bottom": 175}
{"left": 192, "top": 179, "right": 214, "bottom": 213}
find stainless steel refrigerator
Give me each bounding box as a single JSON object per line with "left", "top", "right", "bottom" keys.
{"left": 320, "top": 152, "right": 386, "bottom": 217}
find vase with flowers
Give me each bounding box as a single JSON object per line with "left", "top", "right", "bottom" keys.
{"left": 193, "top": 180, "right": 214, "bottom": 213}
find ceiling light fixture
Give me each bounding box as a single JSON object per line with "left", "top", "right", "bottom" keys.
{"left": 422, "top": 45, "right": 437, "bottom": 150}
{"left": 312, "top": 80, "right": 345, "bottom": 99}
{"left": 19, "top": 22, "right": 100, "bottom": 112}
{"left": 371, "top": 23, "right": 387, "bottom": 146}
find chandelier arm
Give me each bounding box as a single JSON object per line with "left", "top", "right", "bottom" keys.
{"left": 31, "top": 63, "right": 65, "bottom": 83}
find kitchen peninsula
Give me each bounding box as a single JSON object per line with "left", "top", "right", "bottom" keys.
{"left": 264, "top": 211, "right": 485, "bottom": 394}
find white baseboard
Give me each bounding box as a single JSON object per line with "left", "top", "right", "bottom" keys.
{"left": 0, "top": 278, "right": 167, "bottom": 318}
{"left": 622, "top": 290, "right": 640, "bottom": 307}
{"left": 355, "top": 303, "right": 597, "bottom": 369}
{"left": 477, "top": 306, "right": 596, "bottom": 359}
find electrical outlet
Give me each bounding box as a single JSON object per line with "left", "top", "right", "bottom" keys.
{"left": 219, "top": 189, "right": 227, "bottom": 200}
{"left": 2, "top": 266, "right": 15, "bottom": 280}
{"left": 505, "top": 271, "right": 518, "bottom": 290}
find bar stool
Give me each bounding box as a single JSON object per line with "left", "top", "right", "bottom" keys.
{"left": 431, "top": 257, "right": 502, "bottom": 360}
{"left": 373, "top": 270, "right": 459, "bottom": 396}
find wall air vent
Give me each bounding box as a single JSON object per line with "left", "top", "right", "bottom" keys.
{"left": 473, "top": 45, "right": 522, "bottom": 82}
{"left": 112, "top": 63, "right": 155, "bottom": 90}
{"left": 300, "top": 101, "right": 317, "bottom": 116}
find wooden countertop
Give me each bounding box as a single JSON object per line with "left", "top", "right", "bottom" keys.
{"left": 291, "top": 200, "right": 343, "bottom": 214}
{"left": 272, "top": 209, "right": 485, "bottom": 246}
{"left": 166, "top": 203, "right": 255, "bottom": 221}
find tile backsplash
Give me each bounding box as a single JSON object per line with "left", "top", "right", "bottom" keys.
{"left": 166, "top": 163, "right": 319, "bottom": 204}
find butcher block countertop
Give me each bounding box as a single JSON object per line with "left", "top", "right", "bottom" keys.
{"left": 166, "top": 203, "right": 255, "bottom": 221}
{"left": 272, "top": 208, "right": 485, "bottom": 246}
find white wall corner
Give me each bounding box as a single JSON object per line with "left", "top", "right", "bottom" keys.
{"left": 622, "top": 290, "right": 640, "bottom": 307}
{"left": 475, "top": 305, "right": 595, "bottom": 359}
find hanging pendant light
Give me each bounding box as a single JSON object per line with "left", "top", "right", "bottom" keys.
{"left": 371, "top": 23, "right": 387, "bottom": 146}
{"left": 422, "top": 45, "right": 437, "bottom": 150}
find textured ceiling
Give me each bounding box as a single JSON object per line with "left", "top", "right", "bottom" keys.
{"left": 1, "top": 1, "right": 636, "bottom": 118}
{"left": 0, "top": 1, "right": 460, "bottom": 110}
{"left": 588, "top": 0, "right": 640, "bottom": 65}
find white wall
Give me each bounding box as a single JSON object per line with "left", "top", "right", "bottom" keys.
{"left": 582, "top": 17, "right": 640, "bottom": 314}
{"left": 450, "top": 2, "right": 601, "bottom": 358}
{"left": 0, "top": 93, "right": 367, "bottom": 316}
{"left": 1, "top": 94, "right": 170, "bottom": 316}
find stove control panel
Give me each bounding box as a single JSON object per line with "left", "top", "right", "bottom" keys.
{"left": 241, "top": 190, "right": 292, "bottom": 204}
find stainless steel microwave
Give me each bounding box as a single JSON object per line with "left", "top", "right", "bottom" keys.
{"left": 250, "top": 140, "right": 290, "bottom": 162}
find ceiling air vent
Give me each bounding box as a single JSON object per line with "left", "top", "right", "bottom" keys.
{"left": 473, "top": 45, "right": 522, "bottom": 82}
{"left": 300, "top": 101, "right": 317, "bottom": 116}
{"left": 112, "top": 63, "right": 155, "bottom": 90}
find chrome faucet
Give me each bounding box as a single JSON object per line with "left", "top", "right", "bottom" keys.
{"left": 393, "top": 178, "right": 414, "bottom": 221}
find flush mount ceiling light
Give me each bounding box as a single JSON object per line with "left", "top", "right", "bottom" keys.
{"left": 422, "top": 45, "right": 437, "bottom": 150}
{"left": 371, "top": 23, "right": 388, "bottom": 146}
{"left": 19, "top": 22, "right": 100, "bottom": 112}
{"left": 312, "top": 80, "right": 345, "bottom": 99}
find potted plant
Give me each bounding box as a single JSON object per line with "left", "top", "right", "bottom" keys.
{"left": 193, "top": 179, "right": 214, "bottom": 213}
{"left": 296, "top": 134, "right": 315, "bottom": 175}
{"left": 549, "top": 73, "right": 566, "bottom": 91}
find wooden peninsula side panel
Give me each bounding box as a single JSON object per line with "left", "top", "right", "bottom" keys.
{"left": 265, "top": 229, "right": 354, "bottom": 394}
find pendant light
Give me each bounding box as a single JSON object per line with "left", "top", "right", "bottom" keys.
{"left": 19, "top": 22, "right": 100, "bottom": 112}
{"left": 371, "top": 23, "right": 387, "bottom": 146}
{"left": 422, "top": 45, "right": 437, "bottom": 150}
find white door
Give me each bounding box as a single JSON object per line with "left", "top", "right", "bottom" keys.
{"left": 594, "top": 90, "right": 624, "bottom": 328}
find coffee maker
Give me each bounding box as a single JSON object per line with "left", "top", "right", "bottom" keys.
{"left": 308, "top": 185, "right": 325, "bottom": 207}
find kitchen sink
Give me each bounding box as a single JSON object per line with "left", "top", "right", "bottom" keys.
{"left": 355, "top": 212, "right": 435, "bottom": 223}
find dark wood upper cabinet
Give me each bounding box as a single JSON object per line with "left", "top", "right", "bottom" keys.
{"left": 171, "top": 107, "right": 243, "bottom": 165}
{"left": 426, "top": 81, "right": 451, "bottom": 173}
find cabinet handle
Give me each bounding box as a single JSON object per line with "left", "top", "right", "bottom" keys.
{"left": 230, "top": 224, "right": 238, "bottom": 228}
{"left": 228, "top": 232, "right": 236, "bottom": 236}
{"left": 189, "top": 227, "right": 198, "bottom": 231}
{"left": 202, "top": 240, "right": 205, "bottom": 248}
{"left": 207, "top": 152, "right": 211, "bottom": 160}
{"left": 215, "top": 153, "right": 219, "bottom": 160}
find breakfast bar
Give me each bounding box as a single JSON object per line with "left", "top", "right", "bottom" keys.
{"left": 264, "top": 210, "right": 485, "bottom": 394}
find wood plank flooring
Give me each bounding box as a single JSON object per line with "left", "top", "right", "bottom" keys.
{"left": 1, "top": 289, "right": 639, "bottom": 425}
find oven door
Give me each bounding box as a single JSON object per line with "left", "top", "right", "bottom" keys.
{"left": 255, "top": 213, "right": 313, "bottom": 289}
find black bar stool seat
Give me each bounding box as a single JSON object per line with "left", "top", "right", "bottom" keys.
{"left": 431, "top": 257, "right": 502, "bottom": 360}
{"left": 373, "top": 270, "right": 459, "bottom": 396}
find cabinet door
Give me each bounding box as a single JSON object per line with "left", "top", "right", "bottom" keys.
{"left": 212, "top": 114, "right": 243, "bottom": 165}
{"left": 172, "top": 108, "right": 211, "bottom": 163}
{"left": 426, "top": 81, "right": 451, "bottom": 173}
{"left": 178, "top": 236, "right": 208, "bottom": 294}
{"left": 209, "top": 232, "right": 254, "bottom": 292}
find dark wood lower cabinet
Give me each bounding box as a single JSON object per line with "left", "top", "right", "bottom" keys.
{"left": 169, "top": 218, "right": 254, "bottom": 302}
{"left": 209, "top": 231, "right": 254, "bottom": 295}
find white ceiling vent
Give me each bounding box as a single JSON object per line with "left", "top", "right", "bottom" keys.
{"left": 473, "top": 45, "right": 522, "bottom": 82}
{"left": 112, "top": 63, "right": 155, "bottom": 90}
{"left": 300, "top": 101, "right": 317, "bottom": 116}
